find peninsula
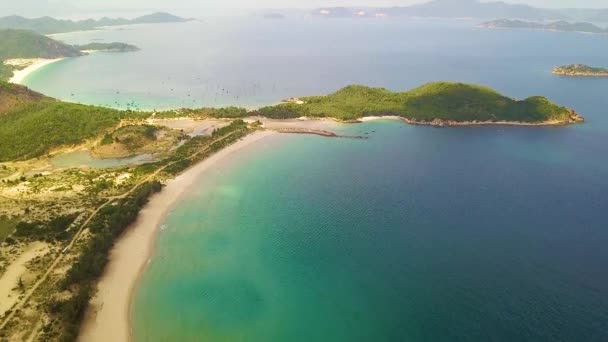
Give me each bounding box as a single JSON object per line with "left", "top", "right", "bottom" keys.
{"left": 552, "top": 64, "right": 608, "bottom": 77}
{"left": 75, "top": 42, "right": 140, "bottom": 53}
{"left": 0, "top": 79, "right": 583, "bottom": 341}
{"left": 482, "top": 19, "right": 607, "bottom": 34}
{"left": 1, "top": 29, "right": 139, "bottom": 82}
{"left": 255, "top": 83, "right": 583, "bottom": 126}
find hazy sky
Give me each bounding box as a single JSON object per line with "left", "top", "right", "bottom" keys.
{"left": 62, "top": 0, "right": 608, "bottom": 9}
{"left": 2, "top": 0, "right": 607, "bottom": 18}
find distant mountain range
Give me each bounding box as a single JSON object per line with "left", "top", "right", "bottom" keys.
{"left": 482, "top": 19, "right": 607, "bottom": 34}
{"left": 0, "top": 12, "right": 192, "bottom": 34}
{"left": 312, "top": 0, "right": 608, "bottom": 22}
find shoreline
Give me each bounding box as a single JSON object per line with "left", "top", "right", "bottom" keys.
{"left": 355, "top": 116, "right": 583, "bottom": 127}
{"left": 78, "top": 130, "right": 277, "bottom": 342}
{"left": 552, "top": 71, "right": 608, "bottom": 77}
{"left": 7, "top": 58, "right": 65, "bottom": 85}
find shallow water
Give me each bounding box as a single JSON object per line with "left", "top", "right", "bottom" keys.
{"left": 50, "top": 150, "right": 156, "bottom": 168}
{"left": 27, "top": 17, "right": 608, "bottom": 341}
{"left": 133, "top": 119, "right": 608, "bottom": 341}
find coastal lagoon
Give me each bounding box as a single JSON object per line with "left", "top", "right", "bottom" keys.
{"left": 28, "top": 17, "right": 608, "bottom": 341}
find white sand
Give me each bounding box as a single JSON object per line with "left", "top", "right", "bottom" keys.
{"left": 358, "top": 116, "right": 401, "bottom": 122}
{"left": 0, "top": 242, "right": 49, "bottom": 315}
{"left": 8, "top": 58, "right": 65, "bottom": 85}
{"left": 78, "top": 130, "right": 276, "bottom": 342}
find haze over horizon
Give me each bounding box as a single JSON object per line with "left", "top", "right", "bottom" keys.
{"left": 2, "top": 0, "right": 608, "bottom": 18}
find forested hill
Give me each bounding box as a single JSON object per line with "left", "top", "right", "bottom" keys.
{"left": 0, "top": 81, "right": 145, "bottom": 161}
{"left": 256, "top": 83, "right": 581, "bottom": 124}
{"left": 0, "top": 12, "right": 192, "bottom": 34}
{"left": 0, "top": 29, "right": 81, "bottom": 60}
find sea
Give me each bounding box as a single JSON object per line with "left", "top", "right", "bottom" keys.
{"left": 26, "top": 16, "right": 608, "bottom": 341}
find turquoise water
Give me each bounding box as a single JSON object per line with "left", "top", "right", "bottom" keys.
{"left": 25, "top": 18, "right": 608, "bottom": 111}
{"left": 26, "top": 17, "right": 608, "bottom": 341}
{"left": 133, "top": 119, "right": 608, "bottom": 341}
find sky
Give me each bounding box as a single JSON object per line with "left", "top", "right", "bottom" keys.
{"left": 2, "top": 0, "right": 607, "bottom": 18}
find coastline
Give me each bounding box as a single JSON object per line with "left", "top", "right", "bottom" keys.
{"left": 552, "top": 71, "right": 608, "bottom": 77}
{"left": 7, "top": 58, "right": 65, "bottom": 85}
{"left": 355, "top": 116, "right": 583, "bottom": 127}
{"left": 78, "top": 130, "right": 277, "bottom": 342}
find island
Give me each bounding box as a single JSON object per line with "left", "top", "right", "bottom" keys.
{"left": 481, "top": 19, "right": 608, "bottom": 34}
{"left": 0, "top": 12, "right": 193, "bottom": 35}
{"left": 552, "top": 64, "right": 608, "bottom": 77}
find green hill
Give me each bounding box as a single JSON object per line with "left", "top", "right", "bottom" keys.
{"left": 0, "top": 29, "right": 81, "bottom": 60}
{"left": 0, "top": 81, "right": 147, "bottom": 161}
{"left": 0, "top": 12, "right": 192, "bottom": 35}
{"left": 0, "top": 81, "right": 581, "bottom": 162}
{"left": 257, "top": 82, "right": 581, "bottom": 124}
{"left": 0, "top": 30, "right": 139, "bottom": 81}
{"left": 0, "top": 29, "right": 82, "bottom": 81}
{"left": 0, "top": 81, "right": 46, "bottom": 114}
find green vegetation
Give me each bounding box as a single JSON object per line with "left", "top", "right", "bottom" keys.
{"left": 0, "top": 63, "right": 14, "bottom": 80}
{"left": 0, "top": 80, "right": 46, "bottom": 113}
{"left": 41, "top": 120, "right": 252, "bottom": 341}
{"left": 0, "top": 29, "right": 81, "bottom": 61}
{"left": 552, "top": 64, "right": 608, "bottom": 76}
{"left": 0, "top": 81, "right": 579, "bottom": 162}
{"left": 255, "top": 82, "right": 576, "bottom": 123}
{"left": 14, "top": 214, "right": 79, "bottom": 241}
{"left": 76, "top": 42, "right": 140, "bottom": 53}
{"left": 161, "top": 120, "right": 250, "bottom": 175}
{"left": 0, "top": 215, "right": 18, "bottom": 242}
{"left": 154, "top": 106, "right": 248, "bottom": 119}
{"left": 46, "top": 181, "right": 161, "bottom": 341}
{"left": 0, "top": 99, "right": 146, "bottom": 161}
{"left": 0, "top": 29, "right": 139, "bottom": 81}
{"left": 0, "top": 12, "right": 191, "bottom": 35}
{"left": 107, "top": 124, "right": 158, "bottom": 150}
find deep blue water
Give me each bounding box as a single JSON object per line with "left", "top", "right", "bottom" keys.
{"left": 133, "top": 117, "right": 608, "bottom": 341}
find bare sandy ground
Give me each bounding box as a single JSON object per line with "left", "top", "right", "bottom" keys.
{"left": 7, "top": 58, "right": 65, "bottom": 85}
{"left": 149, "top": 118, "right": 232, "bottom": 137}
{"left": 78, "top": 130, "right": 276, "bottom": 342}
{"left": 0, "top": 242, "right": 49, "bottom": 315}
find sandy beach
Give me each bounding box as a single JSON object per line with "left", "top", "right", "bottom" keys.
{"left": 7, "top": 58, "right": 65, "bottom": 85}
{"left": 78, "top": 130, "right": 276, "bottom": 342}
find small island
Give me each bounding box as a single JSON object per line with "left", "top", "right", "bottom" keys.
{"left": 76, "top": 42, "right": 140, "bottom": 53}
{"left": 552, "top": 64, "right": 608, "bottom": 77}
{"left": 482, "top": 19, "right": 607, "bottom": 35}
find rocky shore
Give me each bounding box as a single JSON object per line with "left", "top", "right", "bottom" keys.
{"left": 400, "top": 111, "right": 584, "bottom": 127}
